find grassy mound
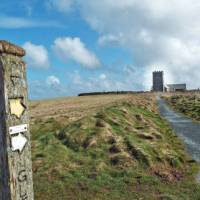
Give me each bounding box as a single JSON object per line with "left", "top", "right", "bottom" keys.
{"left": 31, "top": 100, "right": 200, "bottom": 200}
{"left": 165, "top": 94, "right": 200, "bottom": 121}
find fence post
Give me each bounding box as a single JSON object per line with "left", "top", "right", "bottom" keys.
{"left": 0, "top": 41, "right": 34, "bottom": 200}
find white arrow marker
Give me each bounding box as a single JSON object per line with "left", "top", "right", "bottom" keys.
{"left": 11, "top": 133, "right": 27, "bottom": 153}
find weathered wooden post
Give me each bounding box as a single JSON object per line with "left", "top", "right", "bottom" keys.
{"left": 0, "top": 41, "right": 34, "bottom": 200}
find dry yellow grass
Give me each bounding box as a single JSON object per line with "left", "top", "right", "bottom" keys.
{"left": 163, "top": 92, "right": 200, "bottom": 121}
{"left": 30, "top": 94, "right": 156, "bottom": 125}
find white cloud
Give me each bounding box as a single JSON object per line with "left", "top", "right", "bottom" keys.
{"left": 98, "top": 34, "right": 124, "bottom": 47}
{"left": 30, "top": 77, "right": 67, "bottom": 99}
{"left": 123, "top": 64, "right": 136, "bottom": 75}
{"left": 72, "top": 70, "right": 82, "bottom": 85}
{"left": 46, "top": 75, "right": 61, "bottom": 87}
{"left": 23, "top": 42, "right": 50, "bottom": 69}
{"left": 71, "top": 70, "right": 130, "bottom": 93}
{"left": 46, "top": 0, "right": 74, "bottom": 13}
{"left": 0, "top": 15, "right": 62, "bottom": 29}
{"left": 53, "top": 37, "right": 101, "bottom": 69}
{"left": 99, "top": 73, "right": 107, "bottom": 80}
{"left": 78, "top": 0, "right": 200, "bottom": 89}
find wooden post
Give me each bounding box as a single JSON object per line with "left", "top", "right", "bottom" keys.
{"left": 0, "top": 41, "right": 34, "bottom": 200}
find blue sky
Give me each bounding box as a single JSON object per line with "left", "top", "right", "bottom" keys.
{"left": 1, "top": 0, "right": 200, "bottom": 99}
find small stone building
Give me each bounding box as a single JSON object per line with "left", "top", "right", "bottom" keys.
{"left": 165, "top": 84, "right": 186, "bottom": 92}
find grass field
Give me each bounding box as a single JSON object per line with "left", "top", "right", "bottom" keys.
{"left": 164, "top": 93, "right": 200, "bottom": 121}
{"left": 30, "top": 94, "right": 200, "bottom": 200}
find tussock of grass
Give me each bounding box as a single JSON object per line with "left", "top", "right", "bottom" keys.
{"left": 165, "top": 94, "right": 200, "bottom": 121}
{"left": 31, "top": 98, "right": 200, "bottom": 200}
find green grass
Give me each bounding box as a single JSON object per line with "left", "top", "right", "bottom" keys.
{"left": 31, "top": 101, "right": 200, "bottom": 200}
{"left": 165, "top": 94, "right": 200, "bottom": 121}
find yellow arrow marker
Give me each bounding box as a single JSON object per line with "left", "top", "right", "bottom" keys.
{"left": 10, "top": 99, "right": 25, "bottom": 118}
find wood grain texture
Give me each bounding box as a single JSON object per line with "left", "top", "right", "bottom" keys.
{"left": 0, "top": 41, "right": 25, "bottom": 57}
{"left": 0, "top": 41, "right": 34, "bottom": 200}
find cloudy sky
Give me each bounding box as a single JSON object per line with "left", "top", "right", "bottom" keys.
{"left": 1, "top": 0, "right": 200, "bottom": 99}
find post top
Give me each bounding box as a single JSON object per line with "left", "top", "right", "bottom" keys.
{"left": 0, "top": 40, "right": 26, "bottom": 57}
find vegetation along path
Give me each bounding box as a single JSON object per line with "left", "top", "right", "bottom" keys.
{"left": 157, "top": 97, "right": 200, "bottom": 163}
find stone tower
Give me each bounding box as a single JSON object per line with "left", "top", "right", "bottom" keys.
{"left": 152, "top": 71, "right": 164, "bottom": 92}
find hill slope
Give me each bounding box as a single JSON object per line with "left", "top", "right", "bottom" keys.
{"left": 30, "top": 94, "right": 200, "bottom": 200}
